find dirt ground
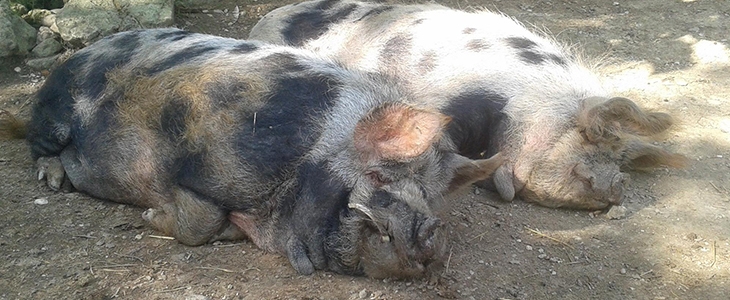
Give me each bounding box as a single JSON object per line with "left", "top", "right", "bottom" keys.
{"left": 1, "top": 0, "right": 729, "bottom": 299}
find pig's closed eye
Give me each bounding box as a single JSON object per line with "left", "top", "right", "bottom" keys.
{"left": 366, "top": 170, "right": 392, "bottom": 187}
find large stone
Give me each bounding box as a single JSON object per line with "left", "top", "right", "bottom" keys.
{"left": 26, "top": 54, "right": 60, "bottom": 70}
{"left": 119, "top": 0, "right": 174, "bottom": 28}
{"left": 0, "top": 0, "right": 37, "bottom": 57}
{"left": 31, "top": 37, "right": 62, "bottom": 57}
{"left": 55, "top": 1, "right": 122, "bottom": 47}
{"left": 55, "top": 0, "right": 173, "bottom": 47}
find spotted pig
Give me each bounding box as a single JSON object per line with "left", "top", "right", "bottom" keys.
{"left": 0, "top": 28, "right": 504, "bottom": 278}
{"left": 248, "top": 0, "right": 687, "bottom": 209}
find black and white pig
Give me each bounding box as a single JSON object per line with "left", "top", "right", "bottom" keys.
{"left": 0, "top": 28, "right": 504, "bottom": 278}
{"left": 247, "top": 0, "right": 687, "bottom": 210}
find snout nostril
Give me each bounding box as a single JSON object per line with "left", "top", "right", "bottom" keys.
{"left": 417, "top": 217, "right": 441, "bottom": 253}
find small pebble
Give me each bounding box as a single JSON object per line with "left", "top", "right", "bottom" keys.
{"left": 620, "top": 268, "right": 627, "bottom": 274}
{"left": 34, "top": 198, "right": 49, "bottom": 205}
{"left": 135, "top": 234, "right": 143, "bottom": 240}
{"left": 605, "top": 205, "right": 628, "bottom": 220}
{"left": 526, "top": 245, "right": 533, "bottom": 251}
{"left": 358, "top": 289, "right": 369, "bottom": 299}
{"left": 14, "top": 67, "right": 21, "bottom": 72}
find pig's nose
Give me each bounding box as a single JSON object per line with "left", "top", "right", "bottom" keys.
{"left": 609, "top": 173, "right": 630, "bottom": 205}
{"left": 417, "top": 217, "right": 441, "bottom": 257}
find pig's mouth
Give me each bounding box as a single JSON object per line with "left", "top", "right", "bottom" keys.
{"left": 347, "top": 202, "right": 445, "bottom": 278}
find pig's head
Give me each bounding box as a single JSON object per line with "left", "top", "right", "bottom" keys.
{"left": 329, "top": 103, "right": 504, "bottom": 278}
{"left": 497, "top": 97, "right": 687, "bottom": 210}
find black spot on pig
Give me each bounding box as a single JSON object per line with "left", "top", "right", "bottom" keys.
{"left": 263, "top": 52, "right": 309, "bottom": 73}
{"left": 156, "top": 30, "right": 192, "bottom": 41}
{"left": 518, "top": 50, "right": 546, "bottom": 65}
{"left": 160, "top": 100, "right": 190, "bottom": 140}
{"left": 443, "top": 89, "right": 508, "bottom": 158}
{"left": 282, "top": 160, "right": 351, "bottom": 270}
{"left": 110, "top": 30, "right": 141, "bottom": 54}
{"left": 466, "top": 39, "right": 490, "bottom": 51}
{"left": 381, "top": 34, "right": 412, "bottom": 66}
{"left": 230, "top": 42, "right": 259, "bottom": 54}
{"left": 548, "top": 53, "right": 567, "bottom": 66}
{"left": 234, "top": 74, "right": 342, "bottom": 178}
{"left": 282, "top": 3, "right": 359, "bottom": 46}
{"left": 505, "top": 37, "right": 538, "bottom": 50}
{"left": 27, "top": 53, "right": 88, "bottom": 158}
{"left": 147, "top": 44, "right": 218, "bottom": 75}
{"left": 355, "top": 5, "right": 394, "bottom": 21}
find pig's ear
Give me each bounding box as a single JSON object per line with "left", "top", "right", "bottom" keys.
{"left": 354, "top": 103, "right": 450, "bottom": 162}
{"left": 577, "top": 97, "right": 674, "bottom": 143}
{"left": 623, "top": 139, "right": 688, "bottom": 170}
{"left": 447, "top": 152, "right": 505, "bottom": 193}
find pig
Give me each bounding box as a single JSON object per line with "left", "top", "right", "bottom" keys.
{"left": 0, "top": 28, "right": 505, "bottom": 278}
{"left": 247, "top": 0, "right": 687, "bottom": 210}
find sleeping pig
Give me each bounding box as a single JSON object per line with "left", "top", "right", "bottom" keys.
{"left": 0, "top": 28, "right": 504, "bottom": 278}
{"left": 248, "top": 0, "right": 687, "bottom": 210}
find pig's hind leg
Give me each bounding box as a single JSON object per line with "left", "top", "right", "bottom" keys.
{"left": 142, "top": 187, "right": 245, "bottom": 246}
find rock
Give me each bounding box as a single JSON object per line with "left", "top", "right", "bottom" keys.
{"left": 36, "top": 26, "right": 56, "bottom": 43}
{"left": 34, "top": 197, "right": 49, "bottom": 205}
{"left": 10, "top": 2, "right": 27, "bottom": 15}
{"left": 184, "top": 295, "right": 209, "bottom": 300}
{"left": 22, "top": 8, "right": 52, "bottom": 26}
{"left": 605, "top": 205, "right": 628, "bottom": 220}
{"left": 119, "top": 0, "right": 174, "bottom": 28}
{"left": 0, "top": 0, "right": 37, "bottom": 57}
{"left": 40, "top": 12, "right": 56, "bottom": 27}
{"left": 175, "top": 0, "right": 207, "bottom": 9}
{"left": 56, "top": 0, "right": 173, "bottom": 47}
{"left": 26, "top": 54, "right": 60, "bottom": 70}
{"left": 31, "top": 37, "right": 62, "bottom": 57}
{"left": 55, "top": 0, "right": 121, "bottom": 47}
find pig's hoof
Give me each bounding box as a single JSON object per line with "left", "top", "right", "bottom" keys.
{"left": 36, "top": 156, "right": 65, "bottom": 191}
{"left": 286, "top": 237, "right": 315, "bottom": 275}
{"left": 142, "top": 208, "right": 158, "bottom": 222}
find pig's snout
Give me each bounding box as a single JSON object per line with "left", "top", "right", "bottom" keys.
{"left": 416, "top": 216, "right": 442, "bottom": 259}
{"left": 609, "top": 172, "right": 630, "bottom": 205}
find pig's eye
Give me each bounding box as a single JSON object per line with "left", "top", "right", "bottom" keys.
{"left": 365, "top": 170, "right": 392, "bottom": 187}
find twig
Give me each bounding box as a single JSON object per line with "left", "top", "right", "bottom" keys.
{"left": 468, "top": 230, "right": 490, "bottom": 242}
{"left": 193, "top": 266, "right": 254, "bottom": 273}
{"left": 111, "top": 287, "right": 121, "bottom": 298}
{"left": 114, "top": 253, "right": 144, "bottom": 262}
{"left": 710, "top": 182, "right": 723, "bottom": 193}
{"left": 524, "top": 226, "right": 575, "bottom": 250}
{"left": 252, "top": 112, "right": 257, "bottom": 134}
{"left": 99, "top": 269, "right": 132, "bottom": 273}
{"left": 640, "top": 269, "right": 654, "bottom": 277}
{"left": 156, "top": 286, "right": 188, "bottom": 293}
{"left": 98, "top": 264, "right": 138, "bottom": 268}
{"left": 73, "top": 235, "right": 96, "bottom": 239}
{"left": 445, "top": 246, "right": 454, "bottom": 274}
{"left": 213, "top": 242, "right": 246, "bottom": 248}
{"left": 148, "top": 235, "right": 175, "bottom": 240}
{"left": 709, "top": 240, "right": 717, "bottom": 268}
